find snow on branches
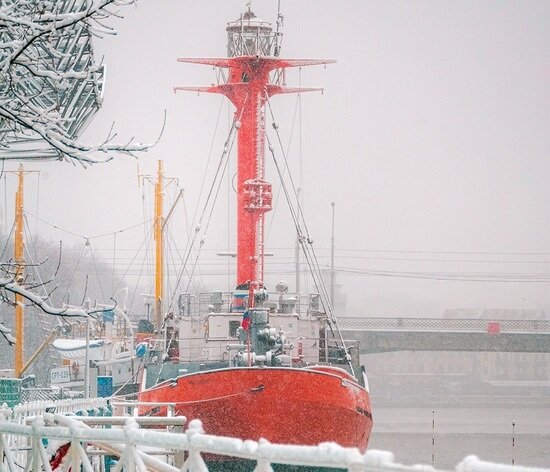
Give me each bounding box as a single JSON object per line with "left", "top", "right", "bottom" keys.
{"left": 0, "top": 0, "right": 154, "bottom": 165}
{"left": 0, "top": 320, "right": 15, "bottom": 345}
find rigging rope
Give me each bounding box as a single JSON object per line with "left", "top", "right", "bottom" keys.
{"left": 113, "top": 223, "right": 154, "bottom": 315}
{"left": 23, "top": 210, "right": 153, "bottom": 241}
{"left": 266, "top": 99, "right": 312, "bottom": 241}
{"left": 167, "top": 112, "right": 241, "bottom": 311}
{"left": 165, "top": 227, "right": 198, "bottom": 297}
{"left": 265, "top": 102, "right": 354, "bottom": 375}
{"left": 188, "top": 97, "right": 227, "bottom": 240}
{"left": 87, "top": 239, "right": 106, "bottom": 302}
{"left": 64, "top": 241, "right": 87, "bottom": 307}
{"left": 112, "top": 232, "right": 117, "bottom": 295}
{"left": 265, "top": 93, "right": 300, "bottom": 241}
{"left": 31, "top": 172, "right": 40, "bottom": 260}
{"left": 22, "top": 215, "right": 55, "bottom": 308}
{"left": 0, "top": 222, "right": 15, "bottom": 262}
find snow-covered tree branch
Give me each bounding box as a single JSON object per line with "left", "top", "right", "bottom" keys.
{"left": 0, "top": 321, "right": 15, "bottom": 345}
{"left": 0, "top": 0, "right": 155, "bottom": 165}
{"left": 0, "top": 236, "right": 120, "bottom": 355}
{"left": 0, "top": 277, "right": 89, "bottom": 318}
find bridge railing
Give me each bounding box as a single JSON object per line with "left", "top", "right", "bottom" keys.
{"left": 1, "top": 410, "right": 549, "bottom": 472}
{"left": 339, "top": 317, "right": 550, "bottom": 333}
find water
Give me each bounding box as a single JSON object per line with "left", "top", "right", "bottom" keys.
{"left": 369, "top": 406, "right": 550, "bottom": 469}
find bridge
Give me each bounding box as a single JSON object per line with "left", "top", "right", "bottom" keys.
{"left": 338, "top": 317, "right": 550, "bottom": 354}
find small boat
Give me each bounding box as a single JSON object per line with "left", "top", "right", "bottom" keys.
{"left": 52, "top": 339, "right": 109, "bottom": 361}
{"left": 50, "top": 308, "right": 137, "bottom": 396}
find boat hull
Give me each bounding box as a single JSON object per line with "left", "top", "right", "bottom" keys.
{"left": 138, "top": 366, "right": 372, "bottom": 452}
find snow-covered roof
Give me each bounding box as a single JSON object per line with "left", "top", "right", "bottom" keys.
{"left": 52, "top": 338, "right": 109, "bottom": 360}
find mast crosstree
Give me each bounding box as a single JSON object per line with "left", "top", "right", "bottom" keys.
{"left": 175, "top": 8, "right": 333, "bottom": 288}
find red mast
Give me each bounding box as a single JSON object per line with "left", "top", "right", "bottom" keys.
{"left": 176, "top": 7, "right": 333, "bottom": 288}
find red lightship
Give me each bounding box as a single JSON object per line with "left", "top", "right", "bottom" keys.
{"left": 138, "top": 7, "right": 372, "bottom": 464}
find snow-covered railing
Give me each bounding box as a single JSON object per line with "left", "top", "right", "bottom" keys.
{"left": 1, "top": 411, "right": 549, "bottom": 472}
{"left": 7, "top": 397, "right": 109, "bottom": 426}
{"left": 110, "top": 400, "right": 177, "bottom": 417}
{"left": 0, "top": 397, "right": 111, "bottom": 471}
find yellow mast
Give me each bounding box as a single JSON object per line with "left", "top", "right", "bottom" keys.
{"left": 14, "top": 164, "right": 24, "bottom": 377}
{"left": 154, "top": 160, "right": 164, "bottom": 330}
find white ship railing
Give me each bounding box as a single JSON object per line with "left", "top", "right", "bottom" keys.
{"left": 9, "top": 398, "right": 109, "bottom": 429}
{"left": 1, "top": 399, "right": 549, "bottom": 472}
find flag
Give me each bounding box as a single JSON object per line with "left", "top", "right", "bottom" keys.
{"left": 242, "top": 310, "right": 251, "bottom": 330}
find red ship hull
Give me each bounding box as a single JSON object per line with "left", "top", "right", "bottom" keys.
{"left": 138, "top": 366, "right": 372, "bottom": 452}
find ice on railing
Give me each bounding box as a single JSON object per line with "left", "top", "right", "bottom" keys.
{"left": 1, "top": 401, "right": 549, "bottom": 472}
{"left": 457, "top": 455, "right": 550, "bottom": 472}
{"left": 1, "top": 397, "right": 110, "bottom": 427}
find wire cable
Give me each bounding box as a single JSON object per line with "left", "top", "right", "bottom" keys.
{"left": 167, "top": 112, "right": 240, "bottom": 311}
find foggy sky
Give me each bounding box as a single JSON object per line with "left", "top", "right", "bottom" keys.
{"left": 1, "top": 1, "right": 549, "bottom": 316}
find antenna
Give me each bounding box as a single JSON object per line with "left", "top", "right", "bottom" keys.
{"left": 275, "top": 0, "right": 284, "bottom": 56}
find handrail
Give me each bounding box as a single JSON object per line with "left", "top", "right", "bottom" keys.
{"left": 0, "top": 411, "right": 548, "bottom": 472}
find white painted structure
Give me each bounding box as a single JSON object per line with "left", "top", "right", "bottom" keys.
{"left": 0, "top": 399, "right": 548, "bottom": 472}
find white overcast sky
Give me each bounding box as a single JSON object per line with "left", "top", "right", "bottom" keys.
{"left": 2, "top": 1, "right": 550, "bottom": 316}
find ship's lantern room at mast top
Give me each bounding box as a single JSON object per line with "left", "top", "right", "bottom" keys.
{"left": 226, "top": 8, "right": 281, "bottom": 57}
